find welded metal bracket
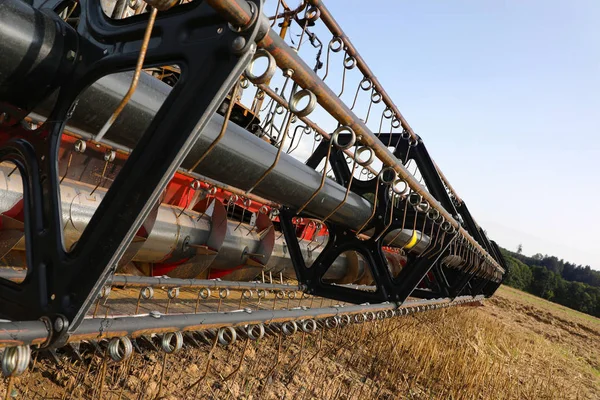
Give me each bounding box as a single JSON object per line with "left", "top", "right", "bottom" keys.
{"left": 283, "top": 131, "right": 484, "bottom": 305}
{"left": 0, "top": 0, "right": 256, "bottom": 346}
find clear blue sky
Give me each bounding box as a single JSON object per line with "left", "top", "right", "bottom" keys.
{"left": 263, "top": 1, "right": 600, "bottom": 269}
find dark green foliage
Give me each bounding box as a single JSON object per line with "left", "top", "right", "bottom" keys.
{"left": 500, "top": 248, "right": 600, "bottom": 318}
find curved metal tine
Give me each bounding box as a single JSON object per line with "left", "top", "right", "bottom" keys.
{"left": 267, "top": 78, "right": 293, "bottom": 143}
{"left": 270, "top": 0, "right": 283, "bottom": 27}
{"left": 234, "top": 197, "right": 251, "bottom": 231}
{"left": 260, "top": 92, "right": 276, "bottom": 113}
{"left": 337, "top": 55, "right": 348, "bottom": 97}
{"left": 262, "top": 331, "right": 284, "bottom": 383}
{"left": 89, "top": 155, "right": 111, "bottom": 196}
{"left": 458, "top": 241, "right": 470, "bottom": 270}
{"left": 305, "top": 220, "right": 317, "bottom": 248}
{"left": 350, "top": 80, "right": 362, "bottom": 110}
{"left": 364, "top": 89, "right": 375, "bottom": 124}
{"left": 321, "top": 153, "right": 358, "bottom": 224}
{"left": 186, "top": 335, "right": 219, "bottom": 393}
{"left": 421, "top": 222, "right": 442, "bottom": 258}
{"left": 374, "top": 192, "right": 398, "bottom": 242}
{"left": 95, "top": 7, "right": 158, "bottom": 142}
{"left": 355, "top": 178, "right": 380, "bottom": 236}
{"left": 189, "top": 81, "right": 242, "bottom": 172}
{"left": 177, "top": 182, "right": 196, "bottom": 218}
{"left": 402, "top": 135, "right": 413, "bottom": 165}
{"left": 385, "top": 200, "right": 409, "bottom": 246}
{"left": 223, "top": 337, "right": 250, "bottom": 382}
{"left": 296, "top": 134, "right": 335, "bottom": 215}
{"left": 274, "top": 107, "right": 289, "bottom": 145}
{"left": 412, "top": 211, "right": 428, "bottom": 250}
{"left": 428, "top": 231, "right": 451, "bottom": 259}
{"left": 286, "top": 124, "right": 305, "bottom": 155}
{"left": 246, "top": 81, "right": 297, "bottom": 194}
{"left": 295, "top": 8, "right": 311, "bottom": 52}
{"left": 387, "top": 117, "right": 395, "bottom": 147}
{"left": 247, "top": 87, "right": 264, "bottom": 125}
{"left": 310, "top": 232, "right": 327, "bottom": 252}
{"left": 60, "top": 151, "right": 73, "bottom": 184}
{"left": 376, "top": 111, "right": 385, "bottom": 139}
{"left": 321, "top": 38, "right": 333, "bottom": 81}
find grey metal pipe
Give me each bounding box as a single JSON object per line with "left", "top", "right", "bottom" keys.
{"left": 31, "top": 71, "right": 373, "bottom": 230}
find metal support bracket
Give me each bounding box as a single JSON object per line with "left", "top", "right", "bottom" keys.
{"left": 0, "top": 0, "right": 256, "bottom": 347}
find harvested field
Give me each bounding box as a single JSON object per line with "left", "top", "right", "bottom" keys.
{"left": 2, "top": 285, "right": 599, "bottom": 399}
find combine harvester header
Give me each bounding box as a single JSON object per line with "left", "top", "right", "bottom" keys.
{"left": 0, "top": 0, "right": 506, "bottom": 385}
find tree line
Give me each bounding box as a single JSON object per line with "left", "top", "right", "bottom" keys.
{"left": 501, "top": 247, "right": 600, "bottom": 317}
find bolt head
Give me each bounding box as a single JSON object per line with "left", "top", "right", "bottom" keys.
{"left": 54, "top": 318, "right": 64, "bottom": 332}
{"left": 231, "top": 36, "right": 246, "bottom": 52}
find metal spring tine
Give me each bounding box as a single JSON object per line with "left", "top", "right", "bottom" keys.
{"left": 421, "top": 222, "right": 442, "bottom": 258}
{"left": 297, "top": 138, "right": 334, "bottom": 215}
{"left": 286, "top": 124, "right": 305, "bottom": 155}
{"left": 295, "top": 9, "right": 310, "bottom": 52}
{"left": 234, "top": 197, "right": 251, "bottom": 231}
{"left": 374, "top": 192, "right": 398, "bottom": 242}
{"left": 95, "top": 6, "right": 158, "bottom": 142}
{"left": 186, "top": 335, "right": 219, "bottom": 393}
{"left": 248, "top": 86, "right": 263, "bottom": 117}
{"left": 60, "top": 151, "right": 73, "bottom": 184}
{"left": 320, "top": 150, "right": 358, "bottom": 224}
{"left": 246, "top": 79, "right": 297, "bottom": 194}
{"left": 364, "top": 88, "right": 375, "bottom": 124}
{"left": 411, "top": 206, "right": 429, "bottom": 250}
{"left": 189, "top": 81, "right": 241, "bottom": 172}
{"left": 355, "top": 180, "right": 379, "bottom": 236}
{"left": 337, "top": 53, "right": 348, "bottom": 97}
{"left": 89, "top": 153, "right": 112, "bottom": 196}
{"left": 350, "top": 79, "right": 362, "bottom": 110}
{"left": 177, "top": 181, "right": 198, "bottom": 218}
{"left": 270, "top": 0, "right": 283, "bottom": 27}
{"left": 376, "top": 111, "right": 385, "bottom": 139}
{"left": 382, "top": 116, "right": 393, "bottom": 147}
{"left": 436, "top": 232, "right": 459, "bottom": 261}
{"left": 427, "top": 231, "right": 449, "bottom": 260}
{"left": 321, "top": 37, "right": 335, "bottom": 81}
{"left": 256, "top": 83, "right": 380, "bottom": 178}
{"left": 261, "top": 330, "right": 283, "bottom": 383}
{"left": 274, "top": 107, "right": 290, "bottom": 145}
{"left": 385, "top": 200, "right": 409, "bottom": 246}
{"left": 259, "top": 90, "right": 276, "bottom": 113}
{"left": 223, "top": 336, "right": 250, "bottom": 382}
